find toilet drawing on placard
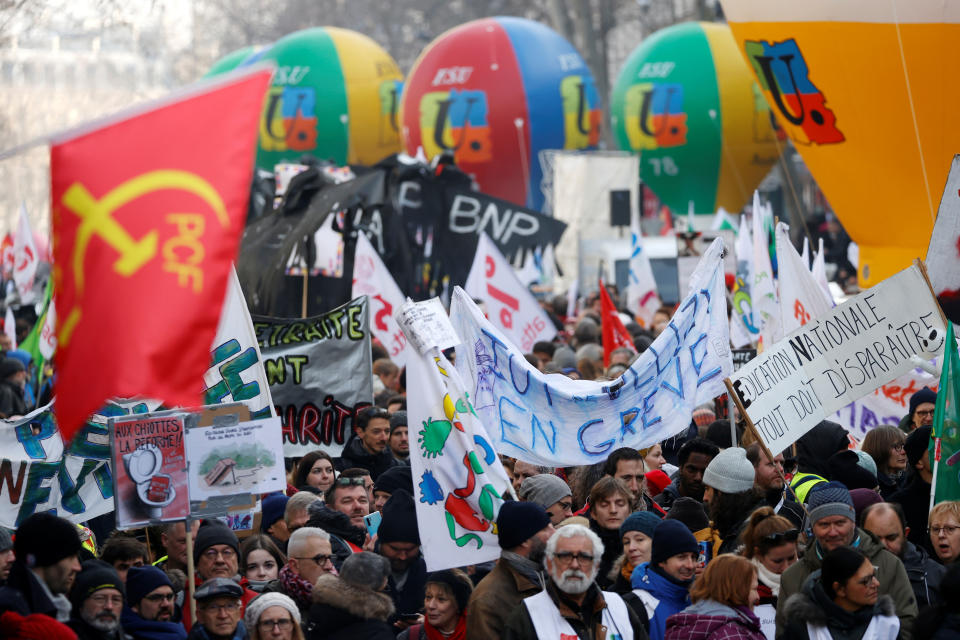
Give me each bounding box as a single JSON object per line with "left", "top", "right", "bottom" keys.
{"left": 122, "top": 443, "right": 176, "bottom": 519}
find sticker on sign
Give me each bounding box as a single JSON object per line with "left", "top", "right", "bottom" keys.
{"left": 728, "top": 262, "right": 946, "bottom": 455}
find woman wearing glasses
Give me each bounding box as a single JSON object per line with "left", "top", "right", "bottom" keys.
{"left": 245, "top": 593, "right": 303, "bottom": 640}
{"left": 739, "top": 507, "right": 799, "bottom": 610}
{"left": 861, "top": 426, "right": 908, "bottom": 499}
{"left": 781, "top": 546, "right": 899, "bottom": 640}
{"left": 928, "top": 501, "right": 960, "bottom": 565}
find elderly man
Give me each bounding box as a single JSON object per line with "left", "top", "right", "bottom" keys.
{"left": 519, "top": 474, "right": 574, "bottom": 525}
{"left": 502, "top": 524, "right": 646, "bottom": 640}
{"left": 189, "top": 578, "right": 247, "bottom": 640}
{"left": 183, "top": 523, "right": 257, "bottom": 631}
{"left": 467, "top": 501, "right": 555, "bottom": 640}
{"left": 68, "top": 561, "right": 127, "bottom": 640}
{"left": 775, "top": 481, "right": 918, "bottom": 639}
{"left": 264, "top": 527, "right": 334, "bottom": 616}
{"left": 122, "top": 566, "right": 187, "bottom": 640}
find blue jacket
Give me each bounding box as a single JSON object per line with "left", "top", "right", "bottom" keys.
{"left": 122, "top": 606, "right": 187, "bottom": 640}
{"left": 631, "top": 562, "right": 691, "bottom": 640}
{"left": 186, "top": 620, "right": 248, "bottom": 640}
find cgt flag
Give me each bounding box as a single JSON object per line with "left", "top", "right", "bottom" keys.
{"left": 50, "top": 67, "right": 272, "bottom": 442}
{"left": 599, "top": 281, "right": 636, "bottom": 367}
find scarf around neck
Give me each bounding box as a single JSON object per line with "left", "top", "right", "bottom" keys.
{"left": 424, "top": 613, "right": 467, "bottom": 640}
{"left": 501, "top": 551, "right": 544, "bottom": 588}
{"left": 279, "top": 564, "right": 314, "bottom": 609}
{"left": 751, "top": 557, "right": 782, "bottom": 597}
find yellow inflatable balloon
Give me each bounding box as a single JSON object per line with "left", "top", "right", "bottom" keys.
{"left": 721, "top": 0, "right": 951, "bottom": 286}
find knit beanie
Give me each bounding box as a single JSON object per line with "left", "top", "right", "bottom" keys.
{"left": 244, "top": 592, "right": 301, "bottom": 630}
{"left": 0, "top": 527, "right": 11, "bottom": 552}
{"left": 664, "top": 497, "right": 710, "bottom": 532}
{"left": 378, "top": 489, "right": 421, "bottom": 545}
{"left": 0, "top": 357, "right": 25, "bottom": 380}
{"left": 850, "top": 489, "right": 884, "bottom": 522}
{"left": 619, "top": 511, "right": 662, "bottom": 540}
{"left": 644, "top": 470, "right": 671, "bottom": 497}
{"left": 651, "top": 519, "right": 699, "bottom": 565}
{"left": 0, "top": 611, "right": 77, "bottom": 640}
{"left": 518, "top": 474, "right": 571, "bottom": 510}
{"left": 261, "top": 493, "right": 289, "bottom": 531}
{"left": 496, "top": 501, "right": 551, "bottom": 549}
{"left": 426, "top": 570, "right": 472, "bottom": 613}
{"left": 909, "top": 387, "right": 937, "bottom": 415}
{"left": 70, "top": 560, "right": 124, "bottom": 609}
{"left": 340, "top": 551, "right": 391, "bottom": 590}
{"left": 193, "top": 522, "right": 240, "bottom": 562}
{"left": 703, "top": 447, "right": 755, "bottom": 494}
{"left": 853, "top": 450, "right": 878, "bottom": 479}
{"left": 827, "top": 450, "right": 878, "bottom": 490}
{"left": 806, "top": 480, "right": 855, "bottom": 525}
{"left": 14, "top": 513, "right": 82, "bottom": 568}
{"left": 373, "top": 465, "right": 413, "bottom": 495}
{"left": 389, "top": 411, "right": 407, "bottom": 434}
{"left": 905, "top": 426, "right": 933, "bottom": 467}
{"left": 126, "top": 565, "right": 173, "bottom": 607}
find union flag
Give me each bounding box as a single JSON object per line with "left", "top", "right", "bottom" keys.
{"left": 599, "top": 281, "right": 637, "bottom": 367}
{"left": 50, "top": 67, "right": 272, "bottom": 441}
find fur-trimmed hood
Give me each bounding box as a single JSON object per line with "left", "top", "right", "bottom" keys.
{"left": 310, "top": 573, "right": 395, "bottom": 621}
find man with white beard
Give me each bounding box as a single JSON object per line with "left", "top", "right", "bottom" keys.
{"left": 502, "top": 524, "right": 648, "bottom": 639}
{"left": 68, "top": 560, "right": 127, "bottom": 640}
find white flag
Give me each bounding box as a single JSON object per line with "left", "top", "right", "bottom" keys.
{"left": 39, "top": 297, "right": 57, "bottom": 361}
{"left": 406, "top": 347, "right": 511, "bottom": 571}
{"left": 464, "top": 233, "right": 556, "bottom": 352}
{"left": 801, "top": 237, "right": 810, "bottom": 269}
{"left": 776, "top": 222, "right": 833, "bottom": 335}
{"left": 12, "top": 204, "right": 38, "bottom": 300}
{"left": 811, "top": 238, "right": 833, "bottom": 303}
{"left": 4, "top": 307, "right": 16, "bottom": 349}
{"left": 627, "top": 201, "right": 661, "bottom": 327}
{"left": 352, "top": 232, "right": 410, "bottom": 368}
{"left": 730, "top": 213, "right": 757, "bottom": 348}
{"left": 751, "top": 192, "right": 779, "bottom": 348}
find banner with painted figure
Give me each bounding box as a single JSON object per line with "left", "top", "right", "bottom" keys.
{"left": 407, "top": 347, "right": 512, "bottom": 571}
{"left": 254, "top": 296, "right": 373, "bottom": 457}
{"left": 12, "top": 203, "right": 38, "bottom": 300}
{"left": 204, "top": 268, "right": 274, "bottom": 420}
{"left": 0, "top": 399, "right": 160, "bottom": 529}
{"left": 729, "top": 263, "right": 947, "bottom": 455}
{"left": 730, "top": 213, "right": 757, "bottom": 348}
{"left": 451, "top": 239, "right": 732, "bottom": 467}
{"left": 776, "top": 222, "right": 833, "bottom": 336}
{"left": 352, "top": 232, "right": 411, "bottom": 368}
{"left": 465, "top": 233, "right": 557, "bottom": 353}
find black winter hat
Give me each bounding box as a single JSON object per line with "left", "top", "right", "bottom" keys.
{"left": 496, "top": 500, "right": 551, "bottom": 550}
{"left": 909, "top": 387, "right": 937, "bottom": 415}
{"left": 70, "top": 560, "right": 124, "bottom": 608}
{"left": 0, "top": 357, "right": 25, "bottom": 380}
{"left": 373, "top": 465, "right": 413, "bottom": 495}
{"left": 827, "top": 450, "right": 878, "bottom": 491}
{"left": 378, "top": 489, "right": 421, "bottom": 545}
{"left": 14, "top": 512, "right": 82, "bottom": 568}
{"left": 905, "top": 426, "right": 933, "bottom": 467}
{"left": 193, "top": 522, "right": 239, "bottom": 562}
{"left": 664, "top": 497, "right": 709, "bottom": 532}
{"left": 651, "top": 519, "right": 699, "bottom": 566}
{"left": 389, "top": 411, "right": 408, "bottom": 433}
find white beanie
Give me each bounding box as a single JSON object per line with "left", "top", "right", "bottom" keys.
{"left": 702, "top": 447, "right": 755, "bottom": 494}
{"left": 244, "top": 592, "right": 301, "bottom": 630}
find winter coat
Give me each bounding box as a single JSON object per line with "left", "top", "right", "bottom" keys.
{"left": 121, "top": 606, "right": 187, "bottom": 640}
{"left": 795, "top": 421, "right": 850, "bottom": 479}
{"left": 664, "top": 599, "right": 765, "bottom": 640}
{"left": 67, "top": 617, "right": 130, "bottom": 640}
{"left": 781, "top": 575, "right": 899, "bottom": 640}
{"left": 902, "top": 540, "right": 945, "bottom": 608}
{"left": 889, "top": 474, "right": 934, "bottom": 556}
{"left": 383, "top": 552, "right": 427, "bottom": 621}
{"left": 876, "top": 471, "right": 905, "bottom": 500}
{"left": 0, "top": 379, "right": 27, "bottom": 418}
{"left": 930, "top": 613, "right": 960, "bottom": 639}
{"left": 590, "top": 517, "right": 624, "bottom": 590}
{"left": 185, "top": 621, "right": 248, "bottom": 640}
{"left": 775, "top": 528, "right": 917, "bottom": 640}
{"left": 334, "top": 438, "right": 400, "bottom": 480}
{"left": 653, "top": 480, "right": 682, "bottom": 511}
{"left": 306, "top": 573, "right": 395, "bottom": 640}
{"left": 465, "top": 553, "right": 545, "bottom": 640}
{"left": 630, "top": 563, "right": 691, "bottom": 640}
{"left": 0, "top": 561, "right": 59, "bottom": 618}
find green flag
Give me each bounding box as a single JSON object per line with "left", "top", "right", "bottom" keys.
{"left": 20, "top": 278, "right": 51, "bottom": 368}
{"left": 933, "top": 322, "right": 960, "bottom": 504}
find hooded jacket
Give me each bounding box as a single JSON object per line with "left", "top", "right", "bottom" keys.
{"left": 781, "top": 574, "right": 898, "bottom": 640}
{"left": 121, "top": 606, "right": 187, "bottom": 640}
{"left": 466, "top": 552, "right": 545, "bottom": 640}
{"left": 306, "top": 573, "right": 395, "bottom": 640}
{"left": 631, "top": 563, "right": 691, "bottom": 640}
{"left": 664, "top": 599, "right": 765, "bottom": 640}
{"left": 0, "top": 561, "right": 59, "bottom": 618}
{"left": 334, "top": 438, "right": 400, "bottom": 480}
{"left": 775, "top": 528, "right": 917, "bottom": 640}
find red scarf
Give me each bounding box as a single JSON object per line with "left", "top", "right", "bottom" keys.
{"left": 279, "top": 564, "right": 314, "bottom": 609}
{"left": 423, "top": 613, "right": 467, "bottom": 640}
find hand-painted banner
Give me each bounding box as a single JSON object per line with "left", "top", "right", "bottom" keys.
{"left": 253, "top": 297, "right": 373, "bottom": 457}
{"left": 451, "top": 239, "right": 732, "bottom": 467}
{"left": 0, "top": 399, "right": 160, "bottom": 529}
{"left": 465, "top": 232, "right": 556, "bottom": 353}
{"left": 729, "top": 263, "right": 947, "bottom": 455}
{"left": 352, "top": 232, "right": 410, "bottom": 368}
{"left": 831, "top": 365, "right": 937, "bottom": 439}
{"left": 407, "top": 348, "right": 512, "bottom": 571}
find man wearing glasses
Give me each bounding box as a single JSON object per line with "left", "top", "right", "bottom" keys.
{"left": 190, "top": 578, "right": 248, "bottom": 640}
{"left": 68, "top": 560, "right": 127, "bottom": 640}
{"left": 183, "top": 524, "right": 257, "bottom": 631}
{"left": 122, "top": 565, "right": 187, "bottom": 640}
{"left": 502, "top": 524, "right": 645, "bottom": 640}
{"left": 264, "top": 528, "right": 334, "bottom": 616}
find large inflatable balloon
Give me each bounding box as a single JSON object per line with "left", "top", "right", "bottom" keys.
{"left": 204, "top": 46, "right": 261, "bottom": 77}
{"left": 400, "top": 17, "right": 601, "bottom": 210}
{"left": 720, "top": 0, "right": 953, "bottom": 286}
{"left": 247, "top": 27, "right": 403, "bottom": 170}
{"left": 611, "top": 22, "right": 781, "bottom": 217}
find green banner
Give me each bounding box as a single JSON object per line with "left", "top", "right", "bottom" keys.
{"left": 933, "top": 322, "right": 960, "bottom": 504}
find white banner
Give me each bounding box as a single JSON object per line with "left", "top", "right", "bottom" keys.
{"left": 776, "top": 222, "right": 833, "bottom": 335}
{"left": 832, "top": 366, "right": 938, "bottom": 439}
{"left": 39, "top": 298, "right": 57, "bottom": 361}
{"left": 12, "top": 203, "right": 38, "bottom": 300}
{"left": 751, "top": 193, "right": 779, "bottom": 347}
{"left": 352, "top": 232, "right": 410, "bottom": 368}
{"left": 731, "top": 213, "right": 757, "bottom": 348}
{"left": 926, "top": 154, "right": 960, "bottom": 323}
{"left": 465, "top": 232, "right": 556, "bottom": 352}
{"left": 811, "top": 238, "right": 833, "bottom": 304}
{"left": 452, "top": 239, "right": 732, "bottom": 467}
{"left": 406, "top": 347, "right": 511, "bottom": 571}
{"left": 729, "top": 264, "right": 947, "bottom": 455}
{"left": 628, "top": 204, "right": 661, "bottom": 327}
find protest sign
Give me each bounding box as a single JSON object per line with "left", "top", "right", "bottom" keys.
{"left": 465, "top": 232, "right": 556, "bottom": 353}
{"left": 184, "top": 417, "right": 285, "bottom": 501}
{"left": 111, "top": 414, "right": 188, "bottom": 528}
{"left": 254, "top": 296, "right": 373, "bottom": 456}
{"left": 728, "top": 263, "right": 947, "bottom": 455}
{"left": 451, "top": 238, "right": 731, "bottom": 467}
{"left": 926, "top": 155, "right": 960, "bottom": 325}
{"left": 352, "top": 232, "right": 410, "bottom": 367}
{"left": 405, "top": 346, "right": 511, "bottom": 571}
{"left": 831, "top": 366, "right": 936, "bottom": 438}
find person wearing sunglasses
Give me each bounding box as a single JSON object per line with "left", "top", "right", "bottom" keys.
{"left": 740, "top": 507, "right": 798, "bottom": 610}
{"left": 244, "top": 593, "right": 302, "bottom": 640}
{"left": 122, "top": 566, "right": 187, "bottom": 640}
{"left": 782, "top": 546, "right": 899, "bottom": 640}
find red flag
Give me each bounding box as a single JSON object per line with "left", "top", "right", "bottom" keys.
{"left": 51, "top": 68, "right": 272, "bottom": 441}
{"left": 599, "top": 281, "right": 636, "bottom": 367}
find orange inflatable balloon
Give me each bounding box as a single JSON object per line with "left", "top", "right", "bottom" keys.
{"left": 721, "top": 0, "right": 953, "bottom": 286}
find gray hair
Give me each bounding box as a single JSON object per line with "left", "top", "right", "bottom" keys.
{"left": 284, "top": 491, "right": 321, "bottom": 526}
{"left": 287, "top": 527, "right": 330, "bottom": 557}
{"left": 340, "top": 551, "right": 390, "bottom": 590}
{"left": 544, "top": 523, "right": 603, "bottom": 560}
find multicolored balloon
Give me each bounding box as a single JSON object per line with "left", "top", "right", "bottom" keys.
{"left": 400, "top": 17, "right": 601, "bottom": 210}
{"left": 721, "top": 0, "right": 954, "bottom": 286}
{"left": 241, "top": 27, "right": 403, "bottom": 170}
{"left": 611, "top": 22, "right": 782, "bottom": 216}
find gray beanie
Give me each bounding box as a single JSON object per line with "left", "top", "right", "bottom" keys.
{"left": 340, "top": 551, "right": 391, "bottom": 590}
{"left": 244, "top": 592, "right": 301, "bottom": 629}
{"left": 0, "top": 528, "right": 11, "bottom": 552}
{"left": 807, "top": 481, "right": 855, "bottom": 525}
{"left": 519, "top": 474, "right": 571, "bottom": 510}
{"left": 702, "top": 447, "right": 755, "bottom": 494}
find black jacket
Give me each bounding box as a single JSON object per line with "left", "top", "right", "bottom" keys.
{"left": 335, "top": 438, "right": 400, "bottom": 480}
{"left": 795, "top": 421, "right": 849, "bottom": 478}
{"left": 589, "top": 518, "right": 623, "bottom": 591}
{"left": 0, "top": 379, "right": 27, "bottom": 418}
{"left": 782, "top": 574, "right": 898, "bottom": 640}
{"left": 306, "top": 574, "right": 396, "bottom": 640}
{"left": 68, "top": 617, "right": 130, "bottom": 640}
{"left": 382, "top": 551, "right": 427, "bottom": 619}
{"left": 889, "top": 473, "right": 935, "bottom": 556}
{"left": 902, "top": 540, "right": 946, "bottom": 608}
{"left": 0, "top": 561, "right": 58, "bottom": 617}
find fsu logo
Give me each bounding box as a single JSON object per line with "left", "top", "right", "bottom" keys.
{"left": 419, "top": 89, "right": 492, "bottom": 163}
{"left": 623, "top": 83, "right": 687, "bottom": 150}
{"left": 560, "top": 75, "right": 601, "bottom": 149}
{"left": 744, "top": 39, "right": 844, "bottom": 145}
